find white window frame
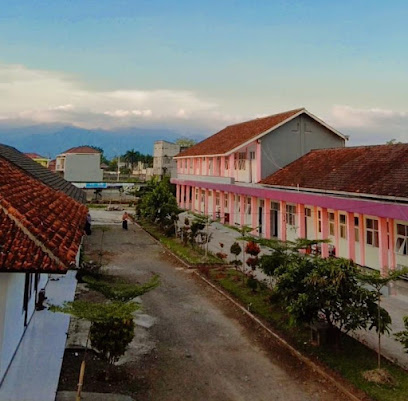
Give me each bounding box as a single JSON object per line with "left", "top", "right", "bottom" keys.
{"left": 366, "top": 218, "right": 379, "bottom": 248}
{"left": 396, "top": 223, "right": 408, "bottom": 255}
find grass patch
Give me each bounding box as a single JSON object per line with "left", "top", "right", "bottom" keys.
{"left": 138, "top": 219, "right": 224, "bottom": 265}
{"left": 211, "top": 268, "right": 408, "bottom": 401}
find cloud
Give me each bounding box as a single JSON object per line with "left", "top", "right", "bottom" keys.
{"left": 328, "top": 105, "right": 408, "bottom": 145}
{"left": 0, "top": 62, "right": 226, "bottom": 131}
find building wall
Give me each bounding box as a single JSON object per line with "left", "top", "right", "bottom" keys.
{"left": 261, "top": 114, "right": 345, "bottom": 179}
{"left": 153, "top": 141, "right": 181, "bottom": 177}
{"left": 0, "top": 273, "right": 36, "bottom": 383}
{"left": 64, "top": 154, "right": 103, "bottom": 182}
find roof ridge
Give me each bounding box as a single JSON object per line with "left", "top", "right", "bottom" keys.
{"left": 310, "top": 143, "right": 408, "bottom": 153}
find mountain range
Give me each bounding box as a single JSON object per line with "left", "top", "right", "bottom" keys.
{"left": 0, "top": 125, "right": 203, "bottom": 159}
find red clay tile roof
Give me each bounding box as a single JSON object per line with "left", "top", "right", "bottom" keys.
{"left": 0, "top": 157, "right": 88, "bottom": 272}
{"left": 25, "top": 153, "right": 46, "bottom": 159}
{"left": 261, "top": 144, "right": 408, "bottom": 199}
{"left": 176, "top": 108, "right": 305, "bottom": 157}
{"left": 62, "top": 146, "right": 100, "bottom": 154}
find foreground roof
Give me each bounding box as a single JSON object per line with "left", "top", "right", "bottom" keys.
{"left": 261, "top": 144, "right": 408, "bottom": 199}
{"left": 0, "top": 157, "right": 87, "bottom": 272}
{"left": 25, "top": 152, "right": 47, "bottom": 159}
{"left": 0, "top": 145, "right": 86, "bottom": 203}
{"left": 175, "top": 108, "right": 346, "bottom": 158}
{"left": 62, "top": 146, "right": 100, "bottom": 154}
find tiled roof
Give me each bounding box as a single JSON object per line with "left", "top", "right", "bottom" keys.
{"left": 62, "top": 146, "right": 100, "bottom": 154}
{"left": 261, "top": 144, "right": 408, "bottom": 199}
{"left": 48, "top": 159, "right": 56, "bottom": 172}
{"left": 0, "top": 145, "right": 86, "bottom": 203}
{"left": 25, "top": 153, "right": 47, "bottom": 159}
{"left": 0, "top": 157, "right": 87, "bottom": 272}
{"left": 176, "top": 108, "right": 304, "bottom": 157}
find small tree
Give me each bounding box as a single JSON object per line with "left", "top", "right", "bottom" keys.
{"left": 395, "top": 316, "right": 408, "bottom": 351}
{"left": 230, "top": 242, "right": 242, "bottom": 270}
{"left": 359, "top": 268, "right": 408, "bottom": 369}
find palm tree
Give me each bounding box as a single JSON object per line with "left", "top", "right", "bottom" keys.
{"left": 123, "top": 149, "right": 140, "bottom": 171}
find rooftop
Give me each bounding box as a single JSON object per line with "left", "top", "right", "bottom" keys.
{"left": 261, "top": 143, "right": 408, "bottom": 199}
{"left": 61, "top": 146, "right": 100, "bottom": 154}
{"left": 0, "top": 156, "right": 87, "bottom": 272}
{"left": 25, "top": 153, "right": 47, "bottom": 159}
{"left": 0, "top": 145, "right": 85, "bottom": 203}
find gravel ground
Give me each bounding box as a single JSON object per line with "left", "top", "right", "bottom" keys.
{"left": 80, "top": 214, "right": 356, "bottom": 401}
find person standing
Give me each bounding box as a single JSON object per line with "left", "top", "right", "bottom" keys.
{"left": 122, "top": 212, "right": 129, "bottom": 230}
{"left": 85, "top": 213, "right": 92, "bottom": 235}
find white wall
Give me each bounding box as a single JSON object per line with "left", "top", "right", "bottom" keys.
{"left": 0, "top": 273, "right": 35, "bottom": 383}
{"left": 64, "top": 154, "right": 103, "bottom": 182}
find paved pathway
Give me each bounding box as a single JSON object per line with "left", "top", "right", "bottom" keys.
{"left": 178, "top": 211, "right": 408, "bottom": 370}
{"left": 83, "top": 216, "right": 350, "bottom": 400}
{"left": 0, "top": 271, "right": 77, "bottom": 401}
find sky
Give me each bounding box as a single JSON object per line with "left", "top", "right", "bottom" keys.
{"left": 0, "top": 0, "right": 407, "bottom": 144}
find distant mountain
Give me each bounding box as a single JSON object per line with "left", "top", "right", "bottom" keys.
{"left": 0, "top": 125, "right": 201, "bottom": 158}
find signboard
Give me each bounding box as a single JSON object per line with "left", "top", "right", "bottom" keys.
{"left": 85, "top": 182, "right": 108, "bottom": 189}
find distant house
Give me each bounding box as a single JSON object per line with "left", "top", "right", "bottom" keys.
{"left": 56, "top": 146, "right": 103, "bottom": 182}
{"left": 24, "top": 153, "right": 50, "bottom": 168}
{"left": 153, "top": 140, "right": 187, "bottom": 179}
{"left": 0, "top": 145, "right": 87, "bottom": 383}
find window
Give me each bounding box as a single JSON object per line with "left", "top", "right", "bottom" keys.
{"left": 396, "top": 223, "right": 408, "bottom": 255}
{"left": 184, "top": 159, "right": 187, "bottom": 168}
{"left": 329, "top": 212, "right": 335, "bottom": 236}
{"left": 195, "top": 188, "right": 199, "bottom": 201}
{"left": 339, "top": 214, "right": 347, "bottom": 239}
{"left": 286, "top": 204, "right": 296, "bottom": 226}
{"left": 318, "top": 210, "right": 322, "bottom": 233}
{"left": 215, "top": 192, "right": 220, "bottom": 206}
{"left": 247, "top": 197, "right": 252, "bottom": 215}
{"left": 237, "top": 152, "right": 246, "bottom": 170}
{"left": 366, "top": 218, "right": 379, "bottom": 247}
{"left": 271, "top": 202, "right": 280, "bottom": 211}
{"left": 354, "top": 216, "right": 359, "bottom": 242}
{"left": 305, "top": 208, "right": 312, "bottom": 217}
{"left": 224, "top": 194, "right": 228, "bottom": 208}
{"left": 249, "top": 151, "right": 256, "bottom": 160}
{"left": 225, "top": 158, "right": 229, "bottom": 170}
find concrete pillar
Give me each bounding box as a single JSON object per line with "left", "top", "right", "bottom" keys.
{"left": 314, "top": 206, "right": 319, "bottom": 240}
{"left": 256, "top": 140, "right": 262, "bottom": 182}
{"left": 213, "top": 157, "right": 218, "bottom": 176}
{"left": 228, "top": 193, "right": 235, "bottom": 224}
{"left": 347, "top": 212, "right": 356, "bottom": 261}
{"left": 220, "top": 156, "right": 225, "bottom": 177}
{"left": 251, "top": 196, "right": 257, "bottom": 234}
{"left": 265, "top": 198, "right": 271, "bottom": 239}
{"left": 229, "top": 154, "right": 235, "bottom": 178}
{"left": 176, "top": 184, "right": 180, "bottom": 205}
{"left": 321, "top": 208, "right": 329, "bottom": 258}
{"left": 199, "top": 158, "right": 203, "bottom": 175}
{"left": 280, "top": 200, "right": 286, "bottom": 241}
{"left": 334, "top": 210, "right": 340, "bottom": 257}
{"left": 359, "top": 214, "right": 365, "bottom": 266}
{"left": 389, "top": 218, "right": 396, "bottom": 270}
{"left": 220, "top": 192, "right": 225, "bottom": 223}
{"left": 180, "top": 185, "right": 185, "bottom": 209}
{"left": 379, "top": 217, "right": 389, "bottom": 275}
{"left": 240, "top": 196, "right": 245, "bottom": 227}
{"left": 212, "top": 191, "right": 217, "bottom": 220}
{"left": 204, "top": 189, "right": 209, "bottom": 216}
{"left": 297, "top": 204, "right": 305, "bottom": 238}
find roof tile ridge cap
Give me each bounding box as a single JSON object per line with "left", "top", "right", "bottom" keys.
{"left": 225, "top": 107, "right": 305, "bottom": 128}
{"left": 0, "top": 202, "right": 69, "bottom": 269}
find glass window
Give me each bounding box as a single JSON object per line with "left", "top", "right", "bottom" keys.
{"left": 354, "top": 216, "right": 359, "bottom": 242}
{"left": 339, "top": 214, "right": 347, "bottom": 239}
{"left": 329, "top": 212, "right": 335, "bottom": 236}
{"left": 396, "top": 223, "right": 408, "bottom": 255}
{"left": 366, "top": 218, "right": 379, "bottom": 247}
{"left": 286, "top": 204, "right": 296, "bottom": 226}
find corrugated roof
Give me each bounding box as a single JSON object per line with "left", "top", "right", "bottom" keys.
{"left": 0, "top": 145, "right": 86, "bottom": 203}
{"left": 0, "top": 157, "right": 87, "bottom": 272}
{"left": 261, "top": 144, "right": 408, "bottom": 199}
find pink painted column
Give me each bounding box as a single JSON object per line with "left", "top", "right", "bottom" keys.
{"left": 251, "top": 196, "right": 257, "bottom": 234}
{"left": 334, "top": 210, "right": 340, "bottom": 257}
{"left": 176, "top": 184, "right": 180, "bottom": 205}
{"left": 297, "top": 204, "right": 305, "bottom": 238}
{"left": 220, "top": 192, "right": 225, "bottom": 222}
{"left": 321, "top": 208, "right": 329, "bottom": 258}
{"left": 359, "top": 214, "right": 365, "bottom": 266}
{"left": 256, "top": 140, "right": 262, "bottom": 182}
{"left": 228, "top": 193, "right": 235, "bottom": 224}
{"left": 240, "top": 196, "right": 245, "bottom": 227}
{"left": 229, "top": 154, "right": 234, "bottom": 178}
{"left": 280, "top": 201, "right": 286, "bottom": 241}
{"left": 220, "top": 156, "right": 225, "bottom": 177}
{"left": 180, "top": 185, "right": 185, "bottom": 209}
{"left": 379, "top": 217, "right": 389, "bottom": 275}
{"left": 389, "top": 218, "right": 396, "bottom": 269}
{"left": 199, "top": 158, "right": 203, "bottom": 175}
{"left": 213, "top": 157, "right": 218, "bottom": 176}
{"left": 314, "top": 206, "right": 319, "bottom": 240}
{"left": 204, "top": 189, "right": 209, "bottom": 216}
{"left": 186, "top": 185, "right": 191, "bottom": 210}
{"left": 265, "top": 198, "right": 271, "bottom": 239}
{"left": 193, "top": 158, "right": 197, "bottom": 175}
{"left": 347, "top": 212, "right": 356, "bottom": 261}
{"left": 212, "top": 191, "right": 217, "bottom": 220}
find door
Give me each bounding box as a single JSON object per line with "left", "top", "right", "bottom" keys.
{"left": 258, "top": 207, "right": 263, "bottom": 236}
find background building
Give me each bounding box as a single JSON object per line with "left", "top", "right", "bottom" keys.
{"left": 153, "top": 140, "right": 184, "bottom": 179}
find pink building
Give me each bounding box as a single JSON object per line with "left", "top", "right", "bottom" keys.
{"left": 171, "top": 108, "right": 408, "bottom": 284}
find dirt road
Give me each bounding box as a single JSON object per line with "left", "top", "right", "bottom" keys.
{"left": 85, "top": 217, "right": 351, "bottom": 401}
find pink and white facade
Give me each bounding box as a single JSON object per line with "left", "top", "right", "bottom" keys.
{"left": 172, "top": 109, "right": 408, "bottom": 277}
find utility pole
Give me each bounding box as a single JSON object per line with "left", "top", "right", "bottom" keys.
{"left": 117, "top": 155, "right": 120, "bottom": 182}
